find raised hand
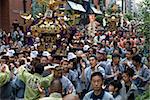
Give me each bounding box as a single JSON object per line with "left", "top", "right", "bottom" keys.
{"left": 0, "top": 65, "right": 6, "bottom": 72}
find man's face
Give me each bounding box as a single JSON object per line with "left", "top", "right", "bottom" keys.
{"left": 89, "top": 57, "right": 97, "bottom": 68}
{"left": 91, "top": 75, "right": 103, "bottom": 91}
{"left": 75, "top": 34, "right": 80, "bottom": 40}
{"left": 47, "top": 56, "right": 53, "bottom": 63}
{"left": 122, "top": 73, "right": 130, "bottom": 83}
{"left": 126, "top": 51, "right": 132, "bottom": 59}
{"left": 62, "top": 61, "right": 69, "bottom": 72}
{"left": 96, "top": 53, "right": 105, "bottom": 61}
{"left": 132, "top": 60, "right": 137, "bottom": 66}
{"left": 125, "top": 43, "right": 130, "bottom": 49}
{"left": 54, "top": 70, "right": 62, "bottom": 78}
{"left": 68, "top": 62, "right": 73, "bottom": 69}
{"left": 40, "top": 57, "right": 47, "bottom": 65}
{"left": 88, "top": 49, "right": 93, "bottom": 55}
{"left": 102, "top": 40, "right": 105, "bottom": 46}
{"left": 132, "top": 48, "right": 137, "bottom": 54}
{"left": 108, "top": 85, "right": 115, "bottom": 93}
{"left": 112, "top": 57, "right": 120, "bottom": 65}
{"left": 106, "top": 41, "right": 109, "bottom": 46}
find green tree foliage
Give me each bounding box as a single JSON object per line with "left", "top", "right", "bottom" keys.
{"left": 96, "top": 15, "right": 104, "bottom": 23}
{"left": 31, "top": 0, "right": 49, "bottom": 18}
{"left": 139, "top": 0, "right": 150, "bottom": 52}
{"left": 136, "top": 89, "right": 150, "bottom": 100}
{"left": 124, "top": 12, "right": 133, "bottom": 21}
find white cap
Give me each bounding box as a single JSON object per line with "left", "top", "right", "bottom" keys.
{"left": 83, "top": 45, "right": 90, "bottom": 51}
{"left": 27, "top": 32, "right": 31, "bottom": 35}
{"left": 44, "top": 64, "right": 59, "bottom": 71}
{"left": 30, "top": 50, "right": 38, "bottom": 58}
{"left": 42, "top": 51, "right": 51, "bottom": 57}
{"left": 31, "top": 46, "right": 34, "bottom": 49}
{"left": 5, "top": 49, "right": 15, "bottom": 57}
{"left": 67, "top": 52, "right": 76, "bottom": 61}
{"left": 76, "top": 50, "right": 83, "bottom": 57}
{"left": 35, "top": 37, "right": 40, "bottom": 42}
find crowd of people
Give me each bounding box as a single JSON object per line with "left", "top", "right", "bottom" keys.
{"left": 0, "top": 20, "right": 150, "bottom": 100}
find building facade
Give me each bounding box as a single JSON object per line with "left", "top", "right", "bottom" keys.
{"left": 0, "top": 0, "right": 31, "bottom": 32}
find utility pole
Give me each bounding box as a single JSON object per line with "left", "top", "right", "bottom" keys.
{"left": 122, "top": 0, "right": 126, "bottom": 14}
{"left": 23, "top": 0, "right": 27, "bottom": 13}
{"left": 23, "top": 0, "right": 27, "bottom": 24}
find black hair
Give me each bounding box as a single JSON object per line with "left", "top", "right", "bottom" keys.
{"left": 34, "top": 63, "right": 44, "bottom": 75}
{"left": 89, "top": 54, "right": 97, "bottom": 60}
{"left": 27, "top": 58, "right": 31, "bottom": 62}
{"left": 126, "top": 41, "right": 131, "bottom": 45}
{"left": 50, "top": 78, "right": 62, "bottom": 93}
{"left": 113, "top": 41, "right": 118, "bottom": 48}
{"left": 113, "top": 48, "right": 122, "bottom": 55}
{"left": 0, "top": 52, "right": 6, "bottom": 56}
{"left": 60, "top": 58, "right": 69, "bottom": 65}
{"left": 92, "top": 48, "right": 97, "bottom": 55}
{"left": 19, "top": 59, "right": 25, "bottom": 66}
{"left": 55, "top": 66, "right": 63, "bottom": 71}
{"left": 132, "top": 47, "right": 138, "bottom": 52}
{"left": 109, "top": 80, "right": 122, "bottom": 92}
{"left": 41, "top": 56, "right": 48, "bottom": 60}
{"left": 1, "top": 56, "right": 9, "bottom": 60}
{"left": 132, "top": 54, "right": 142, "bottom": 64}
{"left": 124, "top": 67, "right": 135, "bottom": 77}
{"left": 112, "top": 54, "right": 120, "bottom": 58}
{"left": 91, "top": 72, "right": 103, "bottom": 81}
{"left": 69, "top": 58, "right": 78, "bottom": 70}
{"left": 126, "top": 48, "right": 133, "bottom": 54}
{"left": 31, "top": 58, "right": 40, "bottom": 67}
{"left": 68, "top": 58, "right": 75, "bottom": 62}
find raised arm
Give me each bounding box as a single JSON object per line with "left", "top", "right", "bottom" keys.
{"left": 0, "top": 64, "right": 10, "bottom": 87}
{"left": 18, "top": 65, "right": 32, "bottom": 83}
